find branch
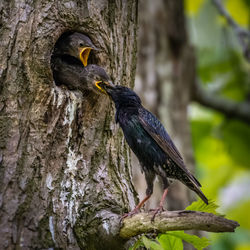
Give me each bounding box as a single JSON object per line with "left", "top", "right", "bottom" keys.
{"left": 119, "top": 210, "right": 239, "bottom": 239}
{"left": 193, "top": 80, "right": 250, "bottom": 123}
{"left": 212, "top": 0, "right": 250, "bottom": 61}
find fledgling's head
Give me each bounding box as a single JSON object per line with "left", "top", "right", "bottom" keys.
{"left": 84, "top": 64, "right": 113, "bottom": 91}
{"left": 96, "top": 82, "right": 141, "bottom": 107}
{"left": 54, "top": 32, "right": 99, "bottom": 66}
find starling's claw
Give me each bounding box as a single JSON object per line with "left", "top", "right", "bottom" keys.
{"left": 120, "top": 194, "right": 152, "bottom": 223}
{"left": 150, "top": 206, "right": 164, "bottom": 222}
{"left": 120, "top": 208, "right": 140, "bottom": 222}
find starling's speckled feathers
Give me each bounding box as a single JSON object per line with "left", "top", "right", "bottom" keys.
{"left": 98, "top": 84, "right": 208, "bottom": 205}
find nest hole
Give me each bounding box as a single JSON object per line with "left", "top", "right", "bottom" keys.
{"left": 51, "top": 31, "right": 99, "bottom": 87}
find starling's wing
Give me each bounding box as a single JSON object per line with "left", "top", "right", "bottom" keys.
{"left": 138, "top": 108, "right": 201, "bottom": 188}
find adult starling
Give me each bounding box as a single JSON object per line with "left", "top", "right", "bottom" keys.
{"left": 96, "top": 83, "right": 208, "bottom": 218}
{"left": 53, "top": 32, "right": 99, "bottom": 66}
{"left": 52, "top": 58, "right": 111, "bottom": 94}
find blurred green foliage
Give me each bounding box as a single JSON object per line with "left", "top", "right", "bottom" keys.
{"left": 130, "top": 229, "right": 210, "bottom": 250}
{"left": 186, "top": 0, "right": 250, "bottom": 249}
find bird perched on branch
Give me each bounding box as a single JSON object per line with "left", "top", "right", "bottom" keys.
{"left": 96, "top": 82, "right": 208, "bottom": 219}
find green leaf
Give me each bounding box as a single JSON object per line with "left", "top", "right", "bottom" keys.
{"left": 157, "top": 234, "right": 183, "bottom": 250}
{"left": 162, "top": 231, "right": 210, "bottom": 250}
{"left": 129, "top": 237, "right": 144, "bottom": 250}
{"left": 141, "top": 236, "right": 164, "bottom": 250}
{"left": 185, "top": 199, "right": 222, "bottom": 216}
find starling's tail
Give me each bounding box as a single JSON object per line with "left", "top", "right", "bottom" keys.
{"left": 185, "top": 173, "right": 208, "bottom": 205}
{"left": 193, "top": 187, "right": 208, "bottom": 205}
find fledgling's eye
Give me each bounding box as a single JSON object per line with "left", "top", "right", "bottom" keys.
{"left": 79, "top": 43, "right": 84, "bottom": 47}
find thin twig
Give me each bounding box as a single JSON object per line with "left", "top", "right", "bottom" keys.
{"left": 192, "top": 80, "right": 250, "bottom": 123}
{"left": 212, "top": 0, "right": 250, "bottom": 61}
{"left": 119, "top": 210, "right": 239, "bottom": 239}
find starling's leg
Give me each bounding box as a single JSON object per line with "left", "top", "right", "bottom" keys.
{"left": 120, "top": 194, "right": 152, "bottom": 220}
{"left": 151, "top": 188, "right": 168, "bottom": 221}
{"left": 151, "top": 177, "right": 170, "bottom": 221}
{"left": 121, "top": 168, "right": 155, "bottom": 220}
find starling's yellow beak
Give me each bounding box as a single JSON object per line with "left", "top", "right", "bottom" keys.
{"left": 79, "top": 47, "right": 92, "bottom": 66}
{"left": 95, "top": 81, "right": 107, "bottom": 93}
{"left": 95, "top": 81, "right": 115, "bottom": 94}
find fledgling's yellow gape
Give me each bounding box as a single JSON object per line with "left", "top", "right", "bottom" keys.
{"left": 53, "top": 32, "right": 99, "bottom": 67}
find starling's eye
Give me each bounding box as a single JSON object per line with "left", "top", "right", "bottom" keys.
{"left": 79, "top": 43, "right": 84, "bottom": 47}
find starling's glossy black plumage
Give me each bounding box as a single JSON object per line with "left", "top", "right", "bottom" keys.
{"left": 97, "top": 83, "right": 208, "bottom": 214}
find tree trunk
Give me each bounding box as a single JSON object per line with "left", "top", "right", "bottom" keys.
{"left": 0, "top": 0, "right": 138, "bottom": 249}
{"left": 134, "top": 0, "right": 196, "bottom": 211}
{"left": 163, "top": 0, "right": 197, "bottom": 209}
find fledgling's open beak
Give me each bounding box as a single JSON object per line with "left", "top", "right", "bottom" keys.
{"left": 79, "top": 47, "right": 92, "bottom": 66}
{"left": 95, "top": 81, "right": 115, "bottom": 94}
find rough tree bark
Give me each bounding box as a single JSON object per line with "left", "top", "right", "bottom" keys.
{"left": 0, "top": 0, "right": 138, "bottom": 249}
